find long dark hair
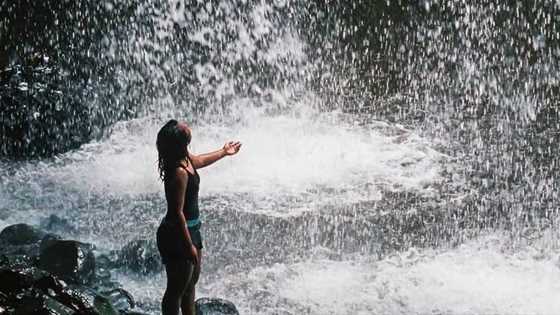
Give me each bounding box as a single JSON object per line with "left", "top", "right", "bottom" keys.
{"left": 156, "top": 120, "right": 191, "bottom": 181}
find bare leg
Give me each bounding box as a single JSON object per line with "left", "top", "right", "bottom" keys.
{"left": 162, "top": 260, "right": 193, "bottom": 315}
{"left": 181, "top": 249, "right": 202, "bottom": 315}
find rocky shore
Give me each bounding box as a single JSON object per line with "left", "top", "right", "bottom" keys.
{"left": 0, "top": 219, "right": 238, "bottom": 315}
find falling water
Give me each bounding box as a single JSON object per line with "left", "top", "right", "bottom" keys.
{"left": 1, "top": 0, "right": 560, "bottom": 314}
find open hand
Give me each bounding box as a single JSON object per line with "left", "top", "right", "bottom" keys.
{"left": 223, "top": 141, "right": 242, "bottom": 156}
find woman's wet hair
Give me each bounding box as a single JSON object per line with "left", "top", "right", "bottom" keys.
{"left": 156, "top": 119, "right": 191, "bottom": 181}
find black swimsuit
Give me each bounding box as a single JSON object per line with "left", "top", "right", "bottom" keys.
{"left": 156, "top": 161, "right": 203, "bottom": 264}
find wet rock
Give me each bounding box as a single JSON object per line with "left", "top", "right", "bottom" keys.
{"left": 0, "top": 254, "right": 35, "bottom": 270}
{"left": 0, "top": 223, "right": 45, "bottom": 246}
{"left": 93, "top": 294, "right": 119, "bottom": 315}
{"left": 101, "top": 288, "right": 135, "bottom": 312}
{"left": 43, "top": 294, "right": 77, "bottom": 315}
{"left": 0, "top": 267, "right": 58, "bottom": 297}
{"left": 0, "top": 243, "right": 41, "bottom": 261}
{"left": 195, "top": 298, "right": 239, "bottom": 315}
{"left": 0, "top": 268, "right": 82, "bottom": 314}
{"left": 0, "top": 269, "right": 33, "bottom": 294}
{"left": 0, "top": 291, "right": 9, "bottom": 313}
{"left": 64, "top": 285, "right": 98, "bottom": 311}
{"left": 35, "top": 274, "right": 93, "bottom": 313}
{"left": 34, "top": 274, "right": 66, "bottom": 295}
{"left": 39, "top": 233, "right": 62, "bottom": 253}
{"left": 0, "top": 224, "right": 60, "bottom": 266}
{"left": 58, "top": 285, "right": 127, "bottom": 315}
{"left": 14, "top": 290, "right": 75, "bottom": 315}
{"left": 117, "top": 239, "right": 162, "bottom": 274}
{"left": 39, "top": 240, "right": 95, "bottom": 285}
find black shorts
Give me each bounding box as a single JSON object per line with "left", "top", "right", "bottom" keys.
{"left": 157, "top": 220, "right": 203, "bottom": 265}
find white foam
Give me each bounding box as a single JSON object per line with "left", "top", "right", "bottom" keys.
{"left": 0, "top": 97, "right": 444, "bottom": 217}
{"left": 205, "top": 232, "right": 560, "bottom": 314}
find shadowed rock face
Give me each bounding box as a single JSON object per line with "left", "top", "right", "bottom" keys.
{"left": 0, "top": 222, "right": 237, "bottom": 314}
{"left": 0, "top": 223, "right": 150, "bottom": 314}
{"left": 0, "top": 0, "right": 138, "bottom": 159}
{"left": 0, "top": 223, "right": 47, "bottom": 245}
{"left": 39, "top": 240, "right": 96, "bottom": 285}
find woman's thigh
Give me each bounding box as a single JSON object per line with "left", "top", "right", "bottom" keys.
{"left": 187, "top": 249, "right": 202, "bottom": 290}
{"left": 193, "top": 249, "right": 202, "bottom": 284}
{"left": 165, "top": 260, "right": 194, "bottom": 293}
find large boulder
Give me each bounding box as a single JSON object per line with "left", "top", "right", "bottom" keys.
{"left": 39, "top": 240, "right": 95, "bottom": 285}
{"left": 195, "top": 298, "right": 239, "bottom": 315}
{"left": 0, "top": 223, "right": 46, "bottom": 246}
{"left": 0, "top": 224, "right": 60, "bottom": 267}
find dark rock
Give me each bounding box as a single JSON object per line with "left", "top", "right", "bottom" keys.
{"left": 117, "top": 239, "right": 162, "bottom": 274}
{"left": 39, "top": 233, "right": 62, "bottom": 253}
{"left": 39, "top": 240, "right": 95, "bottom": 285}
{"left": 64, "top": 285, "right": 98, "bottom": 311}
{"left": 34, "top": 274, "right": 66, "bottom": 295}
{"left": 0, "top": 254, "right": 35, "bottom": 270}
{"left": 14, "top": 290, "right": 75, "bottom": 315}
{"left": 0, "top": 269, "right": 33, "bottom": 294}
{"left": 43, "top": 294, "right": 76, "bottom": 315}
{"left": 0, "top": 243, "right": 41, "bottom": 262}
{"left": 0, "top": 224, "right": 60, "bottom": 267}
{"left": 0, "top": 224, "right": 45, "bottom": 246}
{"left": 93, "top": 294, "right": 119, "bottom": 315}
{"left": 101, "top": 288, "right": 135, "bottom": 312}
{"left": 195, "top": 298, "right": 239, "bottom": 315}
{"left": 33, "top": 274, "right": 97, "bottom": 313}
{"left": 0, "top": 267, "right": 58, "bottom": 299}
{"left": 55, "top": 284, "right": 122, "bottom": 314}
{"left": 0, "top": 291, "right": 9, "bottom": 313}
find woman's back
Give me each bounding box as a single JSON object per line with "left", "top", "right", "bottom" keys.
{"left": 164, "top": 164, "right": 200, "bottom": 223}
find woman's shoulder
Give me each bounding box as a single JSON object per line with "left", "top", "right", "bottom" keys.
{"left": 166, "top": 165, "right": 189, "bottom": 184}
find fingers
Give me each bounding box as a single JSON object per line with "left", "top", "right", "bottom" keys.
{"left": 232, "top": 142, "right": 241, "bottom": 153}
{"left": 225, "top": 141, "right": 242, "bottom": 152}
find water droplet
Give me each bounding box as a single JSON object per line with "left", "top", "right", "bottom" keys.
{"left": 17, "top": 82, "right": 29, "bottom": 91}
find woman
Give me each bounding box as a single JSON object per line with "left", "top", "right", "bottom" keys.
{"left": 156, "top": 119, "right": 241, "bottom": 315}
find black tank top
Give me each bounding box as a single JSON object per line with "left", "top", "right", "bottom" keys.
{"left": 164, "top": 160, "right": 200, "bottom": 222}
{"left": 182, "top": 164, "right": 200, "bottom": 221}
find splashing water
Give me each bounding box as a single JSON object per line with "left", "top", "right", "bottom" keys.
{"left": 1, "top": 0, "right": 559, "bottom": 314}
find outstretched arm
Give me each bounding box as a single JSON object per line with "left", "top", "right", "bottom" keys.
{"left": 189, "top": 141, "right": 241, "bottom": 169}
